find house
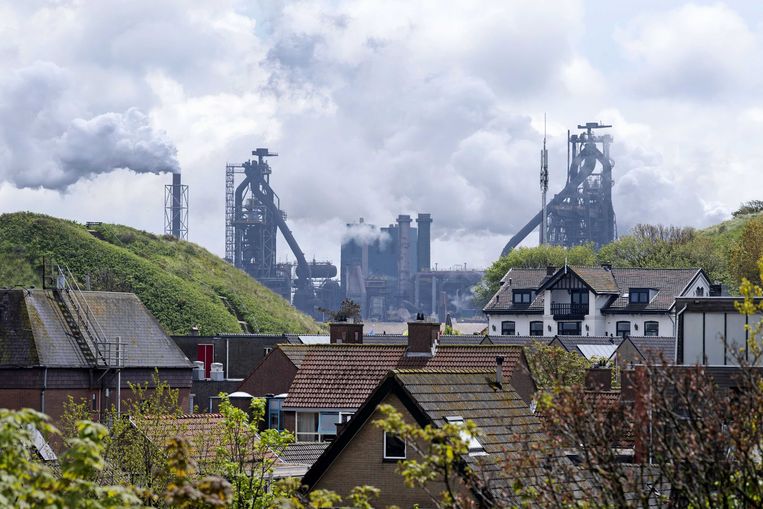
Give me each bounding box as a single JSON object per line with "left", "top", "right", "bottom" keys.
{"left": 484, "top": 266, "right": 711, "bottom": 338}
{"left": 672, "top": 296, "right": 763, "bottom": 365}
{"left": 239, "top": 320, "right": 537, "bottom": 443}
{"left": 0, "top": 289, "right": 193, "bottom": 423}
{"left": 611, "top": 336, "right": 677, "bottom": 366}
{"left": 301, "top": 368, "right": 544, "bottom": 506}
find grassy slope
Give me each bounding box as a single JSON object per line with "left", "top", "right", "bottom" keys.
{"left": 0, "top": 212, "right": 321, "bottom": 335}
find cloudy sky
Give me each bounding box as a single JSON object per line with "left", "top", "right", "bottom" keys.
{"left": 1, "top": 0, "right": 762, "bottom": 270}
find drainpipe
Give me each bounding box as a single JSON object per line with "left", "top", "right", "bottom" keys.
{"left": 40, "top": 367, "right": 48, "bottom": 414}
{"left": 226, "top": 338, "right": 230, "bottom": 380}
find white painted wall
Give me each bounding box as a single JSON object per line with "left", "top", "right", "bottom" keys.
{"left": 680, "top": 310, "right": 763, "bottom": 365}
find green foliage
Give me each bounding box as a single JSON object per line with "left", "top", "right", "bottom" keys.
{"left": 729, "top": 215, "right": 763, "bottom": 285}
{"left": 524, "top": 340, "right": 590, "bottom": 388}
{"left": 319, "top": 298, "right": 361, "bottom": 323}
{"left": 474, "top": 243, "right": 597, "bottom": 307}
{"left": 733, "top": 199, "right": 763, "bottom": 217}
{"left": 0, "top": 212, "right": 320, "bottom": 334}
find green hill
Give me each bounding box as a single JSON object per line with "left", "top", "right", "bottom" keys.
{"left": 0, "top": 212, "right": 321, "bottom": 335}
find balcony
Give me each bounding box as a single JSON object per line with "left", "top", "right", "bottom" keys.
{"left": 551, "top": 303, "right": 588, "bottom": 318}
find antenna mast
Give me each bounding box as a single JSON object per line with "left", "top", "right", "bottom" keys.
{"left": 539, "top": 114, "right": 549, "bottom": 244}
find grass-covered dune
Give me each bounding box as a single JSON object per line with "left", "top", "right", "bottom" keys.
{"left": 0, "top": 212, "right": 321, "bottom": 335}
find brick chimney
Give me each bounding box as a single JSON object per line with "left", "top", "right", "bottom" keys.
{"left": 407, "top": 314, "right": 440, "bottom": 357}
{"left": 546, "top": 266, "right": 556, "bottom": 276}
{"left": 584, "top": 366, "right": 612, "bottom": 391}
{"left": 329, "top": 322, "right": 364, "bottom": 344}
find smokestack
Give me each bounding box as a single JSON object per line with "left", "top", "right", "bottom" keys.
{"left": 496, "top": 356, "right": 504, "bottom": 387}
{"left": 397, "top": 215, "right": 412, "bottom": 301}
{"left": 416, "top": 213, "right": 432, "bottom": 272}
{"left": 172, "top": 173, "right": 181, "bottom": 238}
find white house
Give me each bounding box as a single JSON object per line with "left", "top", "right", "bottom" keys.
{"left": 483, "top": 265, "right": 711, "bottom": 339}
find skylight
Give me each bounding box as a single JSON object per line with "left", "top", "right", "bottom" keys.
{"left": 444, "top": 416, "right": 486, "bottom": 456}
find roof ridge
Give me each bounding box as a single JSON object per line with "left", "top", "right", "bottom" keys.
{"left": 394, "top": 368, "right": 495, "bottom": 374}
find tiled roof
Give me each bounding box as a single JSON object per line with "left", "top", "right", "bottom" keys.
{"left": 486, "top": 335, "right": 550, "bottom": 346}
{"left": 626, "top": 336, "right": 676, "bottom": 364}
{"left": 282, "top": 345, "right": 524, "bottom": 410}
{"left": 483, "top": 268, "right": 549, "bottom": 313}
{"left": 277, "top": 344, "right": 314, "bottom": 368}
{"left": 553, "top": 335, "right": 620, "bottom": 355}
{"left": 140, "top": 413, "right": 227, "bottom": 465}
{"left": 360, "top": 334, "right": 408, "bottom": 345}
{"left": 567, "top": 266, "right": 620, "bottom": 293}
{"left": 605, "top": 268, "right": 702, "bottom": 312}
{"left": 0, "top": 289, "right": 191, "bottom": 368}
{"left": 393, "top": 370, "right": 544, "bottom": 496}
{"left": 279, "top": 442, "right": 329, "bottom": 466}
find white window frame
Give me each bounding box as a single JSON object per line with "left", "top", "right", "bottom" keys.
{"left": 383, "top": 431, "right": 406, "bottom": 460}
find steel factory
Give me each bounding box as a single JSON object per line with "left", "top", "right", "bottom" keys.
{"left": 159, "top": 120, "right": 617, "bottom": 322}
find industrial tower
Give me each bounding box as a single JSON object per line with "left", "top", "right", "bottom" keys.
{"left": 225, "top": 149, "right": 337, "bottom": 316}
{"left": 164, "top": 173, "right": 188, "bottom": 240}
{"left": 502, "top": 121, "right": 616, "bottom": 256}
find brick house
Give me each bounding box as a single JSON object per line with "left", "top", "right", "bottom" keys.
{"left": 237, "top": 321, "right": 536, "bottom": 442}
{"left": 484, "top": 266, "right": 711, "bottom": 339}
{"left": 0, "top": 289, "right": 192, "bottom": 423}
{"left": 301, "top": 368, "right": 544, "bottom": 506}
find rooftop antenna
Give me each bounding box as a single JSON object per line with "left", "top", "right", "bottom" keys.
{"left": 539, "top": 114, "right": 549, "bottom": 245}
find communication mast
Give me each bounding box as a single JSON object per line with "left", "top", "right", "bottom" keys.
{"left": 539, "top": 115, "right": 549, "bottom": 245}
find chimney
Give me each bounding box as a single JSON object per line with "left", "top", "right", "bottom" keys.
{"left": 172, "top": 172, "right": 182, "bottom": 238}
{"left": 406, "top": 314, "right": 439, "bottom": 357}
{"left": 495, "top": 356, "right": 504, "bottom": 387}
{"left": 709, "top": 283, "right": 723, "bottom": 296}
{"left": 546, "top": 266, "right": 556, "bottom": 276}
{"left": 329, "top": 321, "right": 364, "bottom": 344}
{"left": 416, "top": 213, "right": 432, "bottom": 272}
{"left": 584, "top": 366, "right": 612, "bottom": 391}
{"left": 601, "top": 263, "right": 612, "bottom": 271}
{"left": 190, "top": 326, "right": 200, "bottom": 336}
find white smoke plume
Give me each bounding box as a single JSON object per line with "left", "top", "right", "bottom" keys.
{"left": 0, "top": 63, "right": 178, "bottom": 190}
{"left": 341, "top": 222, "right": 391, "bottom": 248}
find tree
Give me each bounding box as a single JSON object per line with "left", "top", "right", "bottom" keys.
{"left": 732, "top": 200, "right": 763, "bottom": 217}
{"left": 524, "top": 340, "right": 591, "bottom": 388}
{"left": 729, "top": 215, "right": 763, "bottom": 284}
{"left": 319, "top": 299, "right": 362, "bottom": 322}
{"left": 474, "top": 244, "right": 597, "bottom": 308}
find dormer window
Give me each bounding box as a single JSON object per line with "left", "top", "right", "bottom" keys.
{"left": 629, "top": 288, "right": 650, "bottom": 304}
{"left": 512, "top": 290, "right": 533, "bottom": 305}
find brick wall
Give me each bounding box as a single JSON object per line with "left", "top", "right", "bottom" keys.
{"left": 313, "top": 393, "right": 460, "bottom": 506}
{"left": 237, "top": 349, "right": 298, "bottom": 396}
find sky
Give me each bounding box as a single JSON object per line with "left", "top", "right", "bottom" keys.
{"left": 1, "top": 0, "right": 762, "bottom": 270}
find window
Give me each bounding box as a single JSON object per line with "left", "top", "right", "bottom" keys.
{"left": 318, "top": 412, "right": 340, "bottom": 442}
{"left": 557, "top": 322, "right": 581, "bottom": 335}
{"left": 512, "top": 290, "right": 533, "bottom": 305}
{"left": 268, "top": 398, "right": 283, "bottom": 430}
{"left": 501, "top": 321, "right": 516, "bottom": 335}
{"left": 629, "top": 289, "right": 650, "bottom": 304}
{"left": 444, "top": 416, "right": 486, "bottom": 456}
{"left": 296, "top": 412, "right": 319, "bottom": 442}
{"left": 644, "top": 321, "right": 659, "bottom": 336}
{"left": 529, "top": 321, "right": 544, "bottom": 336}
{"left": 384, "top": 432, "right": 406, "bottom": 460}
{"left": 695, "top": 286, "right": 705, "bottom": 296}
{"left": 616, "top": 321, "right": 631, "bottom": 337}
{"left": 570, "top": 289, "right": 589, "bottom": 305}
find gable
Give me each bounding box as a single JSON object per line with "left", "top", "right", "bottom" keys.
{"left": 237, "top": 347, "right": 299, "bottom": 396}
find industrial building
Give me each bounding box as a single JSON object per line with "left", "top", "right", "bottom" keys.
{"left": 225, "top": 149, "right": 340, "bottom": 318}
{"left": 502, "top": 121, "right": 617, "bottom": 255}
{"left": 341, "top": 214, "right": 483, "bottom": 321}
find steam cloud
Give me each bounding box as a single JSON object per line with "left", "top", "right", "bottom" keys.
{"left": 341, "top": 222, "right": 391, "bottom": 247}
{"left": 0, "top": 63, "right": 178, "bottom": 191}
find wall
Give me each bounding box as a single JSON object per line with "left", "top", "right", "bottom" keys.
{"left": 603, "top": 314, "right": 674, "bottom": 339}
{"left": 236, "top": 349, "right": 298, "bottom": 396}
{"left": 313, "top": 393, "right": 453, "bottom": 506}
{"left": 173, "top": 335, "right": 288, "bottom": 380}
{"left": 680, "top": 310, "right": 763, "bottom": 365}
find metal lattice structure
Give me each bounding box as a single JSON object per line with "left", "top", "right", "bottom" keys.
{"left": 224, "top": 164, "right": 236, "bottom": 263}
{"left": 164, "top": 173, "right": 188, "bottom": 240}
{"left": 501, "top": 121, "right": 616, "bottom": 255}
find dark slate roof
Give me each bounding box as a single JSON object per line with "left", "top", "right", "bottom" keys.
{"left": 279, "top": 442, "right": 329, "bottom": 466}
{"left": 282, "top": 345, "right": 525, "bottom": 410}
{"left": 568, "top": 266, "right": 619, "bottom": 293}
{"left": 625, "top": 336, "right": 676, "bottom": 364}
{"left": 605, "top": 268, "right": 703, "bottom": 312}
{"left": 302, "top": 369, "right": 545, "bottom": 501}
{"left": 360, "top": 334, "right": 407, "bottom": 345}
{"left": 483, "top": 268, "right": 548, "bottom": 313}
{"left": 485, "top": 335, "right": 550, "bottom": 346}
{"left": 277, "top": 344, "right": 313, "bottom": 368}
{"left": 551, "top": 336, "right": 621, "bottom": 356}
{"left": 439, "top": 334, "right": 485, "bottom": 345}
{"left": 0, "top": 289, "right": 191, "bottom": 368}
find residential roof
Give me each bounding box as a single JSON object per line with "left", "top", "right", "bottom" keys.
{"left": 623, "top": 336, "right": 676, "bottom": 364}
{"left": 606, "top": 268, "right": 703, "bottom": 313}
{"left": 485, "top": 266, "right": 706, "bottom": 315}
{"left": 302, "top": 369, "right": 545, "bottom": 501}
{"left": 0, "top": 289, "right": 191, "bottom": 368}
{"left": 282, "top": 345, "right": 525, "bottom": 410}
{"left": 482, "top": 268, "right": 549, "bottom": 313}
{"left": 552, "top": 335, "right": 620, "bottom": 356}
{"left": 279, "top": 442, "right": 329, "bottom": 466}
{"left": 485, "top": 335, "right": 550, "bottom": 346}
{"left": 577, "top": 343, "right": 619, "bottom": 361}
{"left": 140, "top": 413, "right": 226, "bottom": 465}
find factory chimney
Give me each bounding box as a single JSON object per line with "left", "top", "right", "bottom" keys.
{"left": 539, "top": 114, "right": 549, "bottom": 245}
{"left": 416, "top": 213, "right": 432, "bottom": 272}
{"left": 397, "top": 214, "right": 412, "bottom": 301}
{"left": 164, "top": 171, "right": 188, "bottom": 240}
